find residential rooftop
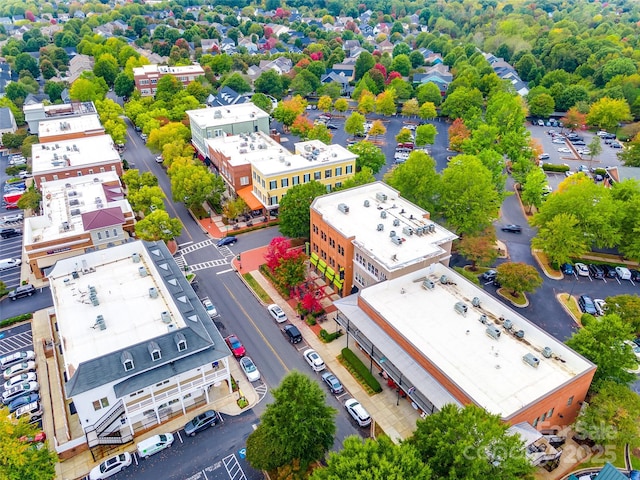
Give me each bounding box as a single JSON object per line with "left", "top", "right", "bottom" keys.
{"left": 186, "top": 103, "right": 269, "bottom": 128}
{"left": 311, "top": 182, "right": 458, "bottom": 271}
{"left": 133, "top": 64, "right": 205, "bottom": 77}
{"left": 49, "top": 242, "right": 191, "bottom": 374}
{"left": 31, "top": 135, "right": 120, "bottom": 175}
{"left": 357, "top": 263, "right": 594, "bottom": 418}
{"left": 24, "top": 172, "right": 131, "bottom": 245}
{"left": 206, "top": 131, "right": 356, "bottom": 174}
{"left": 37, "top": 114, "right": 104, "bottom": 139}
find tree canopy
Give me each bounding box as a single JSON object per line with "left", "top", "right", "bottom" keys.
{"left": 279, "top": 181, "right": 328, "bottom": 238}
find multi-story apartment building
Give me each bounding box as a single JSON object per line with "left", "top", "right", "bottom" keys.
{"left": 23, "top": 172, "right": 135, "bottom": 279}
{"left": 24, "top": 101, "right": 98, "bottom": 135}
{"left": 133, "top": 64, "right": 205, "bottom": 97}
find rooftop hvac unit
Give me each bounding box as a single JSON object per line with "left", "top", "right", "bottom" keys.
{"left": 132, "top": 253, "right": 140, "bottom": 263}
{"left": 389, "top": 230, "right": 396, "bottom": 237}
{"left": 402, "top": 226, "right": 413, "bottom": 236}
{"left": 542, "top": 347, "right": 553, "bottom": 358}
{"left": 486, "top": 326, "right": 501, "bottom": 340}
{"left": 285, "top": 161, "right": 291, "bottom": 166}
{"left": 68, "top": 191, "right": 77, "bottom": 197}
{"left": 380, "top": 211, "right": 387, "bottom": 219}
{"left": 376, "top": 223, "right": 384, "bottom": 231}
{"left": 515, "top": 329, "right": 525, "bottom": 339}
{"left": 454, "top": 302, "right": 468, "bottom": 316}
{"left": 503, "top": 319, "right": 513, "bottom": 330}
{"left": 167, "top": 324, "right": 177, "bottom": 332}
{"left": 478, "top": 314, "right": 488, "bottom": 324}
{"left": 160, "top": 311, "right": 172, "bottom": 324}
{"left": 440, "top": 275, "right": 448, "bottom": 284}
{"left": 523, "top": 353, "right": 540, "bottom": 368}
{"left": 96, "top": 315, "right": 106, "bottom": 330}
{"left": 239, "top": 149, "right": 247, "bottom": 154}
{"left": 376, "top": 192, "right": 387, "bottom": 202}
{"left": 93, "top": 177, "right": 100, "bottom": 183}
{"left": 393, "top": 219, "right": 400, "bottom": 227}
{"left": 69, "top": 199, "right": 79, "bottom": 206}
{"left": 422, "top": 279, "right": 435, "bottom": 290}
{"left": 89, "top": 285, "right": 96, "bottom": 295}
{"left": 429, "top": 224, "right": 436, "bottom": 233}
{"left": 90, "top": 294, "right": 99, "bottom": 306}
{"left": 279, "top": 156, "right": 285, "bottom": 162}
{"left": 139, "top": 266, "right": 148, "bottom": 277}
{"left": 149, "top": 287, "right": 158, "bottom": 299}
{"left": 415, "top": 226, "right": 424, "bottom": 236}
{"left": 390, "top": 235, "right": 402, "bottom": 245}
{"left": 337, "top": 203, "right": 349, "bottom": 214}
{"left": 472, "top": 297, "right": 481, "bottom": 307}
{"left": 213, "top": 110, "right": 222, "bottom": 118}
{"left": 364, "top": 200, "right": 370, "bottom": 207}
{"left": 70, "top": 209, "right": 81, "bottom": 216}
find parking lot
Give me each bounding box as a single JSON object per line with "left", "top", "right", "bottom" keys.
{"left": 0, "top": 216, "right": 24, "bottom": 289}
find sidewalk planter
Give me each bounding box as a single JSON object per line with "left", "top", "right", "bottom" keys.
{"left": 339, "top": 348, "right": 382, "bottom": 394}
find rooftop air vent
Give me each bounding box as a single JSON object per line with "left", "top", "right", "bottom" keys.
{"left": 95, "top": 315, "right": 106, "bottom": 330}
{"left": 337, "top": 203, "right": 349, "bottom": 214}
{"left": 393, "top": 219, "right": 400, "bottom": 227}
{"left": 523, "top": 353, "right": 540, "bottom": 368}
{"left": 486, "top": 326, "right": 501, "bottom": 339}
{"left": 542, "top": 347, "right": 553, "bottom": 358}
{"left": 503, "top": 319, "right": 513, "bottom": 330}
{"left": 389, "top": 230, "right": 396, "bottom": 237}
{"left": 479, "top": 314, "right": 488, "bottom": 324}
{"left": 149, "top": 287, "right": 158, "bottom": 299}
{"left": 454, "top": 302, "right": 468, "bottom": 316}
{"left": 376, "top": 192, "right": 387, "bottom": 202}
{"left": 138, "top": 266, "right": 148, "bottom": 277}
{"left": 376, "top": 223, "right": 384, "bottom": 231}
{"left": 380, "top": 211, "right": 387, "bottom": 219}
{"left": 515, "top": 329, "right": 525, "bottom": 339}
{"left": 70, "top": 209, "right": 81, "bottom": 216}
{"left": 402, "top": 226, "right": 413, "bottom": 236}
{"left": 391, "top": 236, "right": 402, "bottom": 245}
{"left": 132, "top": 253, "right": 140, "bottom": 263}
{"left": 160, "top": 311, "right": 172, "bottom": 324}
{"left": 364, "top": 200, "right": 370, "bottom": 207}
{"left": 472, "top": 297, "right": 481, "bottom": 307}
{"left": 422, "top": 279, "right": 435, "bottom": 290}
{"left": 213, "top": 110, "right": 222, "bottom": 118}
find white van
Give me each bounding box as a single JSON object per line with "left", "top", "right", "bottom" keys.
{"left": 0, "top": 258, "right": 21, "bottom": 270}
{"left": 615, "top": 266, "right": 631, "bottom": 280}
{"left": 136, "top": 433, "right": 174, "bottom": 459}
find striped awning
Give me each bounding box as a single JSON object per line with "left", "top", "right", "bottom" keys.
{"left": 333, "top": 277, "right": 344, "bottom": 289}
{"left": 318, "top": 259, "right": 327, "bottom": 273}
{"left": 310, "top": 252, "right": 319, "bottom": 266}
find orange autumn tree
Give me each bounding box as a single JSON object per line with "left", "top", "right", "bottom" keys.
{"left": 290, "top": 115, "right": 313, "bottom": 137}
{"left": 448, "top": 118, "right": 471, "bottom": 152}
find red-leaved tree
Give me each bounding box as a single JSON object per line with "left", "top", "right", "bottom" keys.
{"left": 265, "top": 237, "right": 291, "bottom": 271}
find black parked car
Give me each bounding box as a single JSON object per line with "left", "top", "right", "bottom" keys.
{"left": 0, "top": 228, "right": 21, "bottom": 239}
{"left": 578, "top": 295, "right": 598, "bottom": 315}
{"left": 630, "top": 269, "right": 640, "bottom": 282}
{"left": 601, "top": 265, "right": 618, "bottom": 279}
{"left": 588, "top": 264, "right": 605, "bottom": 279}
{"left": 184, "top": 410, "right": 219, "bottom": 436}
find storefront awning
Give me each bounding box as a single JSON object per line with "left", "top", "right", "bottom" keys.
{"left": 318, "top": 259, "right": 327, "bottom": 273}
{"left": 333, "top": 277, "right": 344, "bottom": 289}
{"left": 325, "top": 266, "right": 335, "bottom": 281}
{"left": 310, "top": 253, "right": 319, "bottom": 266}
{"left": 237, "top": 186, "right": 264, "bottom": 211}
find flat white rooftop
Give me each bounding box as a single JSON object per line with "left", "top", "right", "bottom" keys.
{"left": 312, "top": 182, "right": 457, "bottom": 270}
{"left": 32, "top": 135, "right": 120, "bottom": 174}
{"left": 358, "top": 263, "right": 594, "bottom": 418}
{"left": 49, "top": 242, "right": 188, "bottom": 373}
{"left": 24, "top": 172, "right": 130, "bottom": 245}
{"left": 207, "top": 131, "right": 356, "bottom": 175}
{"left": 38, "top": 114, "right": 104, "bottom": 139}
{"left": 187, "top": 103, "right": 269, "bottom": 128}
{"left": 134, "top": 64, "right": 205, "bottom": 76}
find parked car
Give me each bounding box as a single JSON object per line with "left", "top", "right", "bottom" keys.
{"left": 12, "top": 401, "right": 43, "bottom": 423}
{"left": 560, "top": 263, "right": 575, "bottom": 275}
{"left": 7, "top": 393, "right": 40, "bottom": 413}
{"left": 89, "top": 452, "right": 132, "bottom": 479}
{"left": 281, "top": 324, "right": 302, "bottom": 344}
{"left": 321, "top": 372, "right": 344, "bottom": 394}
{"left": 593, "top": 299, "right": 606, "bottom": 316}
{"left": 155, "top": 155, "right": 163, "bottom": 163}
{"left": 4, "top": 372, "right": 37, "bottom": 390}
{"left": 225, "top": 335, "right": 245, "bottom": 358}
{"left": 216, "top": 236, "right": 237, "bottom": 247}
{"left": 240, "top": 356, "right": 260, "bottom": 382}
{"left": 0, "top": 228, "right": 21, "bottom": 238}
{"left": 481, "top": 270, "right": 497, "bottom": 282}
{"left": 3, "top": 361, "right": 36, "bottom": 380}
{"left": 552, "top": 138, "right": 566, "bottom": 144}
{"left": 578, "top": 295, "right": 598, "bottom": 315}
{"left": 267, "top": 303, "right": 287, "bottom": 323}
{"left": 575, "top": 263, "right": 590, "bottom": 277}
{"left": 136, "top": 433, "right": 174, "bottom": 459}
{"left": 2, "top": 381, "right": 40, "bottom": 404}
{"left": 201, "top": 298, "right": 218, "bottom": 318}
{"left": 303, "top": 349, "right": 326, "bottom": 372}
{"left": 629, "top": 269, "right": 640, "bottom": 282}
{"left": 184, "top": 410, "right": 219, "bottom": 436}
{"left": 8, "top": 284, "right": 36, "bottom": 300}
{"left": 538, "top": 153, "right": 550, "bottom": 160}
{"left": 345, "top": 398, "right": 372, "bottom": 427}
{"left": 1, "top": 350, "right": 35, "bottom": 370}
{"left": 558, "top": 147, "right": 572, "bottom": 153}
{"left": 588, "top": 264, "right": 605, "bottom": 280}
{"left": 0, "top": 258, "right": 21, "bottom": 270}
{"left": 601, "top": 264, "right": 618, "bottom": 279}
{"left": 326, "top": 123, "right": 338, "bottom": 130}
{"left": 501, "top": 224, "right": 522, "bottom": 233}
{"left": 19, "top": 431, "right": 46, "bottom": 444}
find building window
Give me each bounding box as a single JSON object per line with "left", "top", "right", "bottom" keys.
{"left": 40, "top": 177, "right": 46, "bottom": 183}
{"left": 139, "top": 79, "right": 149, "bottom": 85}
{"left": 252, "top": 171, "right": 257, "bottom": 180}
{"left": 123, "top": 359, "right": 134, "bottom": 371}
{"left": 354, "top": 272, "right": 366, "bottom": 287}
{"left": 547, "top": 408, "right": 554, "bottom": 418}
{"left": 151, "top": 350, "right": 161, "bottom": 361}
{"left": 93, "top": 397, "right": 109, "bottom": 411}
{"left": 292, "top": 176, "right": 300, "bottom": 185}
{"left": 346, "top": 165, "right": 353, "bottom": 174}
{"left": 270, "top": 196, "right": 278, "bottom": 206}
{"left": 105, "top": 230, "right": 110, "bottom": 238}
{"left": 177, "top": 340, "right": 187, "bottom": 351}
{"left": 100, "top": 167, "right": 105, "bottom": 173}
{"left": 113, "top": 229, "right": 118, "bottom": 236}
{"left": 303, "top": 173, "right": 311, "bottom": 183}
{"left": 335, "top": 167, "right": 343, "bottom": 176}
{"left": 314, "top": 171, "right": 321, "bottom": 180}
{"left": 88, "top": 169, "right": 94, "bottom": 174}
{"left": 533, "top": 417, "right": 538, "bottom": 427}
{"left": 325, "top": 169, "right": 332, "bottom": 178}
{"left": 567, "top": 396, "right": 574, "bottom": 406}
{"left": 53, "top": 175, "right": 58, "bottom": 180}
{"left": 281, "top": 178, "right": 289, "bottom": 188}
{"left": 240, "top": 176, "right": 249, "bottom": 186}
{"left": 214, "top": 129, "right": 223, "bottom": 137}
{"left": 97, "top": 232, "right": 102, "bottom": 240}
{"left": 111, "top": 166, "right": 116, "bottom": 171}
{"left": 335, "top": 182, "right": 342, "bottom": 189}
{"left": 337, "top": 245, "right": 344, "bottom": 256}
{"left": 150, "top": 78, "right": 157, "bottom": 84}
{"left": 269, "top": 180, "right": 277, "bottom": 189}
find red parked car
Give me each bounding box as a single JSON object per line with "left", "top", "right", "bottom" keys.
{"left": 225, "top": 335, "right": 246, "bottom": 358}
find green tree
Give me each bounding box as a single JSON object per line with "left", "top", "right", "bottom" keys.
{"left": 376, "top": 89, "right": 397, "bottom": 116}
{"left": 456, "top": 228, "right": 498, "bottom": 270}
{"left": 16, "top": 186, "right": 41, "bottom": 211}
{"left": 306, "top": 124, "right": 333, "bottom": 144}
{"left": 419, "top": 102, "right": 437, "bottom": 120}
{"left": 390, "top": 54, "right": 411, "bottom": 77}
{"left": 251, "top": 92, "right": 273, "bottom": 114}
{"left": 290, "top": 69, "right": 320, "bottom": 97}
{"left": 409, "top": 404, "right": 534, "bottom": 480}
{"left": 528, "top": 92, "right": 555, "bottom": 118}
{"left": 21, "top": 135, "right": 38, "bottom": 158}
{"left": 147, "top": 123, "right": 191, "bottom": 153}
{"left": 221, "top": 72, "right": 251, "bottom": 94}
{"left": 347, "top": 141, "right": 386, "bottom": 174}
{"left": 122, "top": 169, "right": 158, "bottom": 192}
{"left": 396, "top": 128, "right": 413, "bottom": 144}
{"left": 155, "top": 75, "right": 183, "bottom": 103}
{"left": 128, "top": 185, "right": 166, "bottom": 215}
{"left": 0, "top": 409, "right": 58, "bottom": 479}
{"left": 114, "top": 72, "right": 134, "bottom": 98}
{"left": 246, "top": 371, "right": 336, "bottom": 471}
{"left": 416, "top": 82, "right": 442, "bottom": 106}
{"left": 385, "top": 150, "right": 440, "bottom": 214}
{"left": 134, "top": 209, "right": 182, "bottom": 241}
{"left": 317, "top": 95, "right": 332, "bottom": 113}
{"left": 278, "top": 181, "right": 327, "bottom": 238}
{"left": 587, "top": 136, "right": 602, "bottom": 165}
{"left": 440, "top": 155, "right": 501, "bottom": 235}
{"left": 619, "top": 134, "right": 640, "bottom": 167}
{"left": 4, "top": 82, "right": 28, "bottom": 106}
{"left": 354, "top": 51, "right": 375, "bottom": 81}
{"left": 441, "top": 87, "right": 483, "bottom": 123}
{"left": 575, "top": 380, "right": 640, "bottom": 447}
{"left": 357, "top": 90, "right": 376, "bottom": 116}
{"left": 254, "top": 70, "right": 285, "bottom": 98}
{"left": 15, "top": 53, "right": 39, "bottom": 78}
{"left": 93, "top": 53, "right": 119, "bottom": 86}
{"left": 317, "top": 82, "right": 342, "bottom": 100}
{"left": 39, "top": 59, "right": 56, "bottom": 80}
{"left": 496, "top": 262, "right": 543, "bottom": 297}
{"left": 334, "top": 98, "right": 349, "bottom": 114}
{"left": 338, "top": 166, "right": 376, "bottom": 190}
{"left": 531, "top": 213, "right": 589, "bottom": 267}
{"left": 170, "top": 164, "right": 224, "bottom": 209}
{"left": 44, "top": 81, "right": 66, "bottom": 103}
{"left": 520, "top": 167, "right": 547, "bottom": 213}
{"left": 311, "top": 435, "right": 431, "bottom": 480}
{"left": 604, "top": 294, "right": 640, "bottom": 335}
{"left": 69, "top": 78, "right": 104, "bottom": 102}
{"left": 587, "top": 97, "right": 632, "bottom": 131}
{"left": 415, "top": 124, "right": 437, "bottom": 146}
{"left": 401, "top": 98, "right": 420, "bottom": 117}
{"left": 566, "top": 314, "right": 637, "bottom": 388}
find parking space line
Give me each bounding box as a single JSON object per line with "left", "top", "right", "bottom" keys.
{"left": 222, "top": 454, "right": 247, "bottom": 480}
{"left": 177, "top": 431, "right": 183, "bottom": 443}
{"left": 202, "top": 470, "right": 209, "bottom": 480}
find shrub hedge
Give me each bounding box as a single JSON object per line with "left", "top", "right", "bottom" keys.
{"left": 319, "top": 329, "right": 342, "bottom": 343}
{"left": 542, "top": 163, "right": 570, "bottom": 172}
{"left": 0, "top": 313, "right": 33, "bottom": 328}
{"left": 341, "top": 348, "right": 382, "bottom": 393}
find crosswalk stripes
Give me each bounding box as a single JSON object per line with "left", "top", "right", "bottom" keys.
{"left": 189, "top": 258, "right": 230, "bottom": 272}
{"left": 173, "top": 255, "right": 187, "bottom": 270}
{"left": 178, "top": 239, "right": 215, "bottom": 255}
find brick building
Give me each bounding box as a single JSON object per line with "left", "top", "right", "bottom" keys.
{"left": 133, "top": 64, "right": 205, "bottom": 97}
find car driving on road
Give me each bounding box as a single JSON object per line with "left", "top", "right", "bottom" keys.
{"left": 501, "top": 224, "right": 522, "bottom": 233}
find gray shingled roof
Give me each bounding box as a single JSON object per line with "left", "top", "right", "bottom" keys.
{"left": 65, "top": 241, "right": 231, "bottom": 397}
{"left": 0, "top": 107, "right": 14, "bottom": 130}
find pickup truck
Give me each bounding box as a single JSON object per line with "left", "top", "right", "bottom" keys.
{"left": 281, "top": 324, "right": 302, "bottom": 344}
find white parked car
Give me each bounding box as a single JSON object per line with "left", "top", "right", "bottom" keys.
{"left": 3, "top": 372, "right": 37, "bottom": 390}
{"left": 3, "top": 361, "right": 36, "bottom": 380}
{"left": 575, "top": 263, "right": 590, "bottom": 277}
{"left": 593, "top": 299, "right": 606, "bottom": 316}
{"left": 202, "top": 298, "right": 218, "bottom": 318}
{"left": 137, "top": 433, "right": 174, "bottom": 459}
{"left": 1, "top": 213, "right": 23, "bottom": 224}
{"left": 552, "top": 138, "right": 566, "bottom": 144}
{"left": 578, "top": 149, "right": 591, "bottom": 156}
{"left": 557, "top": 147, "right": 572, "bottom": 153}
{"left": 303, "top": 349, "right": 326, "bottom": 372}
{"left": 345, "top": 398, "right": 371, "bottom": 427}
{"left": 267, "top": 304, "right": 287, "bottom": 323}
{"left": 89, "top": 452, "right": 132, "bottom": 479}
{"left": 240, "top": 356, "right": 260, "bottom": 382}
